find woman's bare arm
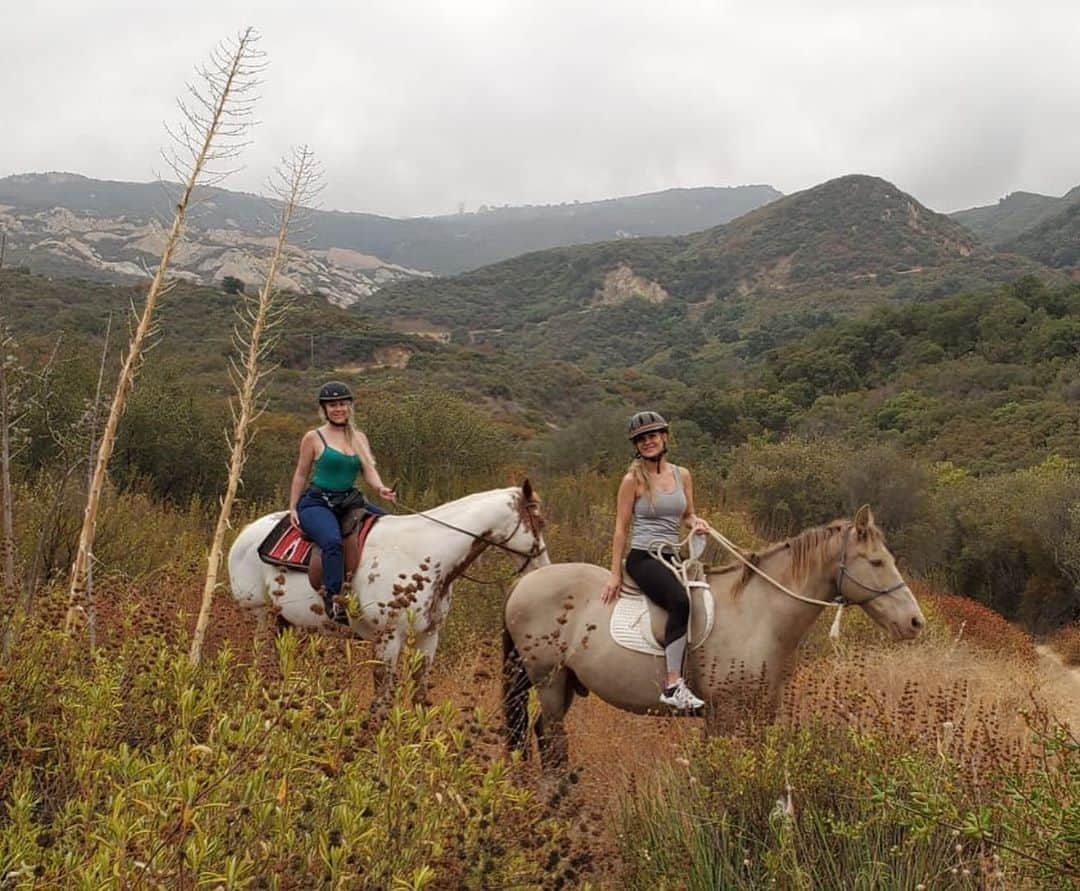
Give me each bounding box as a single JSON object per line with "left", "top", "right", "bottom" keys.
{"left": 357, "top": 431, "right": 396, "bottom": 502}
{"left": 288, "top": 432, "right": 317, "bottom": 525}
{"left": 681, "top": 467, "right": 708, "bottom": 533}
{"left": 601, "top": 473, "right": 638, "bottom": 603}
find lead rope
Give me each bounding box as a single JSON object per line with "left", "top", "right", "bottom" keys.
{"left": 828, "top": 603, "right": 845, "bottom": 642}
{"left": 669, "top": 525, "right": 848, "bottom": 643}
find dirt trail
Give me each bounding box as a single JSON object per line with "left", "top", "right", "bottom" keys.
{"left": 1035, "top": 644, "right": 1080, "bottom": 727}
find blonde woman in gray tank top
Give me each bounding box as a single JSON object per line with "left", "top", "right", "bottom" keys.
{"left": 601, "top": 411, "right": 709, "bottom": 711}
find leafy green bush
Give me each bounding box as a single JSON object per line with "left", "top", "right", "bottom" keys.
{"left": 0, "top": 621, "right": 574, "bottom": 889}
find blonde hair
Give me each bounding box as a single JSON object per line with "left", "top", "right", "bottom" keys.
{"left": 320, "top": 404, "right": 364, "bottom": 455}
{"left": 626, "top": 431, "right": 673, "bottom": 507}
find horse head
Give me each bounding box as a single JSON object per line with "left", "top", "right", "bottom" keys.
{"left": 833, "top": 505, "right": 925, "bottom": 640}
{"left": 507, "top": 479, "right": 550, "bottom": 571}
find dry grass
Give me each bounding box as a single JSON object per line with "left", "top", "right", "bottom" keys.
{"left": 6, "top": 555, "right": 1079, "bottom": 887}
{"left": 1050, "top": 622, "right": 1080, "bottom": 666}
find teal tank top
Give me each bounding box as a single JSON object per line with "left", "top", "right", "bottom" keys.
{"left": 310, "top": 431, "right": 361, "bottom": 491}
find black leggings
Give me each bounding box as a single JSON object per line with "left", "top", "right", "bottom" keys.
{"left": 626, "top": 549, "right": 689, "bottom": 646}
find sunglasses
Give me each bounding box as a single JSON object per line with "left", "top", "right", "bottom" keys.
{"left": 632, "top": 431, "right": 665, "bottom": 444}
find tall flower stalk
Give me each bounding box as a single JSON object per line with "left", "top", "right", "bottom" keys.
{"left": 190, "top": 147, "right": 321, "bottom": 665}
{"left": 65, "top": 29, "right": 265, "bottom": 633}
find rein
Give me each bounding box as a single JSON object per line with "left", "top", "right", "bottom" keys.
{"left": 694, "top": 523, "right": 908, "bottom": 641}
{"left": 390, "top": 494, "right": 547, "bottom": 577}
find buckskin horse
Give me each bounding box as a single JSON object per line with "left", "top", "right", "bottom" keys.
{"left": 229, "top": 482, "right": 547, "bottom": 703}
{"left": 503, "top": 506, "right": 924, "bottom": 769}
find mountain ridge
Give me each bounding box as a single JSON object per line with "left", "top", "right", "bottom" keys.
{"left": 357, "top": 174, "right": 1045, "bottom": 363}
{"left": 1000, "top": 198, "right": 1080, "bottom": 269}
{"left": 950, "top": 186, "right": 1080, "bottom": 246}
{"left": 0, "top": 172, "right": 781, "bottom": 282}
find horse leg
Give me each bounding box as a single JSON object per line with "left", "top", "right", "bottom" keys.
{"left": 410, "top": 630, "right": 439, "bottom": 707}
{"left": 252, "top": 607, "right": 283, "bottom": 682}
{"left": 502, "top": 628, "right": 533, "bottom": 758}
{"left": 370, "top": 633, "right": 403, "bottom": 716}
{"left": 535, "top": 668, "right": 574, "bottom": 774}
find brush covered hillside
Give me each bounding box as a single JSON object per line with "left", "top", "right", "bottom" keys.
{"left": 2, "top": 262, "right": 1077, "bottom": 632}
{"left": 358, "top": 175, "right": 1050, "bottom": 367}
{"left": 0, "top": 172, "right": 780, "bottom": 284}
{"left": 950, "top": 186, "right": 1080, "bottom": 246}
{"left": 1000, "top": 192, "right": 1080, "bottom": 269}
{"left": 2, "top": 238, "right": 1080, "bottom": 888}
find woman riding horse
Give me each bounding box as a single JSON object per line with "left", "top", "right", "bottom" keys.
{"left": 601, "top": 410, "right": 709, "bottom": 710}
{"left": 288, "top": 380, "right": 396, "bottom": 623}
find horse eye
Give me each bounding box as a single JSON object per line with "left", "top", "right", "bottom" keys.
{"left": 869, "top": 559, "right": 884, "bottom": 568}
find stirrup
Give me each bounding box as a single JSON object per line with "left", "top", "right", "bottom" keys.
{"left": 324, "top": 594, "right": 350, "bottom": 626}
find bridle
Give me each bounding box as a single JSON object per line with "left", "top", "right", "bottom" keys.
{"left": 703, "top": 522, "right": 907, "bottom": 611}
{"left": 833, "top": 523, "right": 908, "bottom": 606}
{"left": 395, "top": 494, "right": 547, "bottom": 575}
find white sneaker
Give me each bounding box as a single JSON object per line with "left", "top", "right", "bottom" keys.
{"left": 659, "top": 679, "right": 705, "bottom": 710}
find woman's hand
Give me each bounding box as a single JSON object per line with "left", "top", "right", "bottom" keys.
{"left": 289, "top": 508, "right": 300, "bottom": 528}
{"left": 601, "top": 571, "right": 623, "bottom": 604}
{"left": 688, "top": 515, "right": 710, "bottom": 535}
{"left": 377, "top": 485, "right": 396, "bottom": 503}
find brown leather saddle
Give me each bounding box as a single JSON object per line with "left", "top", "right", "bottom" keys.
{"left": 257, "top": 506, "right": 379, "bottom": 592}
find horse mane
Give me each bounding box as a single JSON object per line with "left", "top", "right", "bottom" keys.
{"left": 715, "top": 518, "right": 883, "bottom": 597}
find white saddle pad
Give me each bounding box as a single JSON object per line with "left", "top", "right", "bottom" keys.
{"left": 610, "top": 577, "right": 714, "bottom": 656}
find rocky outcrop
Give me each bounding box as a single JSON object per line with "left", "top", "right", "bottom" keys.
{"left": 593, "top": 265, "right": 670, "bottom": 306}
{"left": 0, "top": 205, "right": 427, "bottom": 307}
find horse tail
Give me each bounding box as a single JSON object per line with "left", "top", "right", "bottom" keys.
{"left": 502, "top": 624, "right": 533, "bottom": 757}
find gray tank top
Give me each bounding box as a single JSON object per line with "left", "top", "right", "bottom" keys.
{"left": 630, "top": 466, "right": 687, "bottom": 550}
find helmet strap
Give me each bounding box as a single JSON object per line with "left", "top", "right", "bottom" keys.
{"left": 635, "top": 448, "right": 667, "bottom": 474}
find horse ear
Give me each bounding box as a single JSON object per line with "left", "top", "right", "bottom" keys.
{"left": 854, "top": 504, "right": 873, "bottom": 534}
{"left": 521, "top": 478, "right": 534, "bottom": 500}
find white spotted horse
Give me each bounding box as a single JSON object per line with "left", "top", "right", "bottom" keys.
{"left": 229, "top": 482, "right": 548, "bottom": 704}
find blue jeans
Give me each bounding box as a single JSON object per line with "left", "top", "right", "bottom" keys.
{"left": 297, "top": 489, "right": 385, "bottom": 596}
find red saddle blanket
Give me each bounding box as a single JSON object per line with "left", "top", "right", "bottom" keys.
{"left": 256, "top": 512, "right": 380, "bottom": 571}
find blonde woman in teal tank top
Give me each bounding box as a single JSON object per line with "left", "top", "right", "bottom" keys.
{"left": 288, "top": 381, "right": 397, "bottom": 623}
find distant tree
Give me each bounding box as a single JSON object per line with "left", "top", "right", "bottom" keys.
{"left": 686, "top": 388, "right": 739, "bottom": 440}
{"left": 222, "top": 275, "right": 245, "bottom": 294}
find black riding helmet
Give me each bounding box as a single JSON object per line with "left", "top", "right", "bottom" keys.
{"left": 318, "top": 381, "right": 354, "bottom": 403}
{"left": 318, "top": 381, "right": 353, "bottom": 427}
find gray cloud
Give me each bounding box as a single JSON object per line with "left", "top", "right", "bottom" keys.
{"left": 3, "top": 0, "right": 1078, "bottom": 217}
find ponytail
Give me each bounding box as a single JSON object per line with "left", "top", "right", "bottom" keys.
{"left": 627, "top": 456, "right": 655, "bottom": 507}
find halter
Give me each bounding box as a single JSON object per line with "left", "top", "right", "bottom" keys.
{"left": 833, "top": 523, "right": 908, "bottom": 606}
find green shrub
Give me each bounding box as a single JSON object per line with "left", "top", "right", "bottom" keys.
{"left": 0, "top": 620, "right": 574, "bottom": 889}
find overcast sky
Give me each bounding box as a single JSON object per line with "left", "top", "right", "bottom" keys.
{"left": 4, "top": 0, "right": 1078, "bottom": 218}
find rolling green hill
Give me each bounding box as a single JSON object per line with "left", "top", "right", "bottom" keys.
{"left": 356, "top": 175, "right": 1051, "bottom": 369}
{"left": 1000, "top": 194, "right": 1080, "bottom": 269}
{"left": 950, "top": 188, "right": 1079, "bottom": 246}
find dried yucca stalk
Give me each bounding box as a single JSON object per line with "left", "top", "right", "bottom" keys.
{"left": 189, "top": 147, "right": 321, "bottom": 665}
{"left": 0, "top": 322, "right": 60, "bottom": 659}
{"left": 0, "top": 326, "right": 18, "bottom": 609}
{"left": 65, "top": 29, "right": 265, "bottom": 633}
